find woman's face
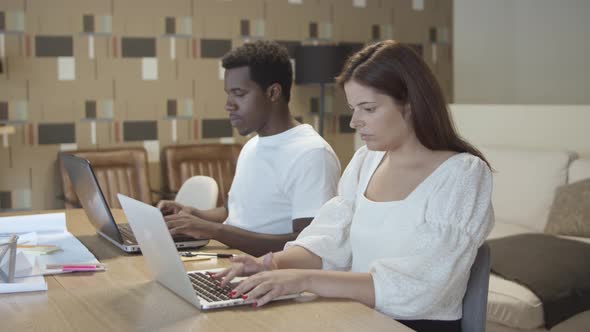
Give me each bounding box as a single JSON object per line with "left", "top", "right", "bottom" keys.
{"left": 344, "top": 80, "right": 413, "bottom": 151}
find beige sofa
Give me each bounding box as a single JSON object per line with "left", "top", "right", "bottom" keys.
{"left": 481, "top": 146, "right": 590, "bottom": 331}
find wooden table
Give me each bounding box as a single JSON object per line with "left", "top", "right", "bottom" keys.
{"left": 0, "top": 209, "right": 413, "bottom": 331}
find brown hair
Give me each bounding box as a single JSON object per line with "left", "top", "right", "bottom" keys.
{"left": 336, "top": 40, "right": 491, "bottom": 168}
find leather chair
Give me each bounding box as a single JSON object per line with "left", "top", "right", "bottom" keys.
{"left": 58, "top": 148, "right": 152, "bottom": 209}
{"left": 462, "top": 243, "right": 492, "bottom": 332}
{"left": 161, "top": 144, "right": 241, "bottom": 207}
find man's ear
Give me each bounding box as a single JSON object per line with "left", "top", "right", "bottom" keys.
{"left": 267, "top": 83, "right": 282, "bottom": 102}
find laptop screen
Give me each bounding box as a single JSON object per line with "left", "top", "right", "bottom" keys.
{"left": 61, "top": 154, "right": 124, "bottom": 243}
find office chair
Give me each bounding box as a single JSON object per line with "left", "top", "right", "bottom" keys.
{"left": 161, "top": 144, "right": 241, "bottom": 207}
{"left": 462, "top": 243, "right": 492, "bottom": 332}
{"left": 174, "top": 176, "right": 218, "bottom": 210}
{"left": 58, "top": 148, "right": 153, "bottom": 209}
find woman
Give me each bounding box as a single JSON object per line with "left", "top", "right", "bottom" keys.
{"left": 213, "top": 40, "right": 494, "bottom": 332}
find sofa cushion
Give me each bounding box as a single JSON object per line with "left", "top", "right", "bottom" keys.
{"left": 568, "top": 158, "right": 590, "bottom": 183}
{"left": 545, "top": 179, "right": 590, "bottom": 237}
{"left": 480, "top": 146, "right": 574, "bottom": 231}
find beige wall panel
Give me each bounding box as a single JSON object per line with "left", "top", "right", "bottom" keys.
{"left": 124, "top": 16, "right": 158, "bottom": 36}
{"left": 7, "top": 124, "right": 28, "bottom": 147}
{"left": 94, "top": 121, "right": 113, "bottom": 147}
{"left": 156, "top": 57, "right": 177, "bottom": 82}
{"left": 175, "top": 119, "right": 192, "bottom": 144}
{"left": 115, "top": 0, "right": 191, "bottom": 17}
{"left": 0, "top": 147, "right": 11, "bottom": 170}
{"left": 3, "top": 34, "right": 24, "bottom": 57}
{"left": 0, "top": 166, "right": 30, "bottom": 190}
{"left": 30, "top": 81, "right": 84, "bottom": 102}
{"left": 116, "top": 79, "right": 167, "bottom": 103}
{"left": 30, "top": 156, "right": 62, "bottom": 209}
{"left": 326, "top": 133, "right": 354, "bottom": 170}
{"left": 41, "top": 101, "right": 76, "bottom": 122}
{"left": 195, "top": 0, "right": 263, "bottom": 38}
{"left": 26, "top": 0, "right": 110, "bottom": 14}
{"left": 37, "top": 12, "right": 77, "bottom": 35}
{"left": 392, "top": 0, "right": 428, "bottom": 43}
{"left": 265, "top": 0, "right": 331, "bottom": 40}
{"left": 7, "top": 58, "right": 57, "bottom": 81}
{"left": 158, "top": 119, "right": 173, "bottom": 147}
{"left": 96, "top": 59, "right": 135, "bottom": 80}
{"left": 0, "top": 80, "right": 26, "bottom": 99}
{"left": 333, "top": 6, "right": 373, "bottom": 42}
{"left": 24, "top": 100, "right": 42, "bottom": 122}
{"left": 75, "top": 121, "right": 95, "bottom": 149}
{"left": 124, "top": 102, "right": 158, "bottom": 120}
{"left": 0, "top": 0, "right": 25, "bottom": 11}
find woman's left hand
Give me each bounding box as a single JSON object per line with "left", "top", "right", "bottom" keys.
{"left": 232, "top": 269, "right": 309, "bottom": 307}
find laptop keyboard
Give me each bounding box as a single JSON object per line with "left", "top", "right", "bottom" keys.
{"left": 117, "top": 223, "right": 137, "bottom": 243}
{"left": 188, "top": 272, "right": 235, "bottom": 302}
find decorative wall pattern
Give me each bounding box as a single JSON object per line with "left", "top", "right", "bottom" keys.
{"left": 0, "top": 0, "right": 453, "bottom": 211}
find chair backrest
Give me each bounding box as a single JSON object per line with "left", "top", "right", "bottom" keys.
{"left": 59, "top": 148, "right": 152, "bottom": 209}
{"left": 162, "top": 144, "right": 241, "bottom": 207}
{"left": 174, "top": 176, "right": 219, "bottom": 210}
{"left": 462, "top": 243, "right": 491, "bottom": 332}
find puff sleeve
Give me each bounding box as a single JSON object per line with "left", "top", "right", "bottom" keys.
{"left": 369, "top": 156, "right": 494, "bottom": 320}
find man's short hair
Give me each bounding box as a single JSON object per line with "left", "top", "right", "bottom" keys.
{"left": 222, "top": 40, "right": 293, "bottom": 103}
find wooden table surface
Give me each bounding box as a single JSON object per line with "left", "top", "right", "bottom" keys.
{"left": 0, "top": 209, "right": 413, "bottom": 331}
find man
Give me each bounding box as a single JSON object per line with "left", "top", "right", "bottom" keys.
{"left": 158, "top": 41, "right": 340, "bottom": 256}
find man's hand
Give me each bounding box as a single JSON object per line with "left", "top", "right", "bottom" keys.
{"left": 164, "top": 211, "right": 218, "bottom": 239}
{"left": 156, "top": 200, "right": 194, "bottom": 216}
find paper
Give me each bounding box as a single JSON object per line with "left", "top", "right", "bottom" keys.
{"left": 0, "top": 213, "right": 66, "bottom": 234}
{"left": 0, "top": 213, "right": 101, "bottom": 280}
{"left": 0, "top": 275, "right": 47, "bottom": 294}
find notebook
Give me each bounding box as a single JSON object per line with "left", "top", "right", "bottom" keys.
{"left": 61, "top": 154, "right": 208, "bottom": 253}
{"left": 118, "top": 193, "right": 302, "bottom": 309}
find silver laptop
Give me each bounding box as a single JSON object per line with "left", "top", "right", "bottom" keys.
{"left": 118, "top": 193, "right": 302, "bottom": 310}
{"left": 61, "top": 154, "right": 208, "bottom": 253}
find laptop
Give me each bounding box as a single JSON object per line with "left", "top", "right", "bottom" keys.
{"left": 117, "top": 193, "right": 302, "bottom": 310}
{"left": 61, "top": 154, "right": 209, "bottom": 253}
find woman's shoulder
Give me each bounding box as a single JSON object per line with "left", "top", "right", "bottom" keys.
{"left": 349, "top": 145, "right": 385, "bottom": 167}
{"left": 444, "top": 152, "right": 491, "bottom": 177}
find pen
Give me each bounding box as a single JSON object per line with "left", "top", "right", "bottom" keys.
{"left": 180, "top": 252, "right": 235, "bottom": 258}
{"left": 46, "top": 263, "right": 106, "bottom": 269}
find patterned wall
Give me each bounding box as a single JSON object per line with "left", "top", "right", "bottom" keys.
{"left": 0, "top": 0, "right": 453, "bottom": 211}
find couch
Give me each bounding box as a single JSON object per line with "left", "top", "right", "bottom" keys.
{"left": 481, "top": 145, "right": 590, "bottom": 332}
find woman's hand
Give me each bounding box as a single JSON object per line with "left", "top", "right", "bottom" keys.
{"left": 214, "top": 253, "right": 277, "bottom": 287}
{"left": 164, "top": 211, "right": 217, "bottom": 239}
{"left": 231, "top": 269, "right": 309, "bottom": 307}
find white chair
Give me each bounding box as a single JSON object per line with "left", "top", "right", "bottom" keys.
{"left": 174, "top": 176, "right": 219, "bottom": 210}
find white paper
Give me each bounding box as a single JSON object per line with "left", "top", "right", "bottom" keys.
{"left": 0, "top": 275, "right": 47, "bottom": 294}
{"left": 142, "top": 57, "right": 158, "bottom": 80}
{"left": 58, "top": 57, "right": 76, "bottom": 81}
{"left": 0, "top": 213, "right": 66, "bottom": 234}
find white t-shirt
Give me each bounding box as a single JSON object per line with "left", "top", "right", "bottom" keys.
{"left": 224, "top": 124, "right": 341, "bottom": 234}
{"left": 286, "top": 146, "right": 494, "bottom": 320}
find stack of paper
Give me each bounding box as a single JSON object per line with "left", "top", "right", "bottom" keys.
{"left": 0, "top": 212, "right": 101, "bottom": 294}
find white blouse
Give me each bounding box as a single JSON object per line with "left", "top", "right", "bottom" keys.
{"left": 285, "top": 146, "right": 494, "bottom": 321}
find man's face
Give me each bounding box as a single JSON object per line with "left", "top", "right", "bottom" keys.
{"left": 223, "top": 66, "right": 272, "bottom": 136}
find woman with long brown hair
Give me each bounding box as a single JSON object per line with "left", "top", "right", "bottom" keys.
{"left": 213, "top": 40, "right": 494, "bottom": 332}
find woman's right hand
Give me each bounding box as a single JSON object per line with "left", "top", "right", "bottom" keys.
{"left": 215, "top": 252, "right": 277, "bottom": 287}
